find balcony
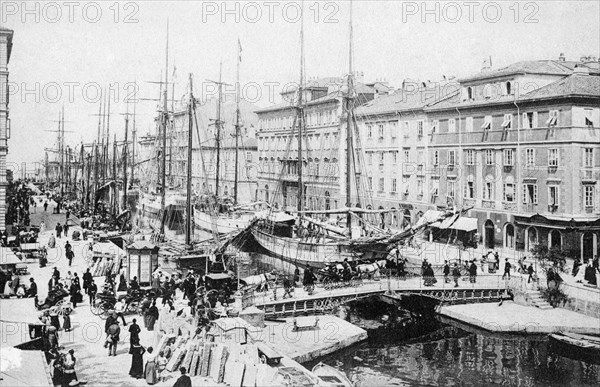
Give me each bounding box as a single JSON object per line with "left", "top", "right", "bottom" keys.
{"left": 523, "top": 204, "right": 538, "bottom": 213}
{"left": 548, "top": 204, "right": 559, "bottom": 213}
{"left": 482, "top": 200, "right": 495, "bottom": 209}
{"left": 503, "top": 202, "right": 518, "bottom": 212}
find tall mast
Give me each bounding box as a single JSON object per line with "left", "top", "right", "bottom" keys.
{"left": 130, "top": 98, "right": 136, "bottom": 189}
{"left": 185, "top": 74, "right": 194, "bottom": 246}
{"left": 112, "top": 134, "right": 117, "bottom": 214}
{"left": 215, "top": 61, "right": 223, "bottom": 198}
{"left": 345, "top": 1, "right": 354, "bottom": 231}
{"left": 297, "top": 1, "right": 305, "bottom": 213}
{"left": 60, "top": 108, "right": 65, "bottom": 196}
{"left": 234, "top": 39, "right": 241, "bottom": 204}
{"left": 106, "top": 93, "right": 111, "bottom": 182}
{"left": 160, "top": 20, "right": 169, "bottom": 235}
{"left": 123, "top": 108, "right": 129, "bottom": 210}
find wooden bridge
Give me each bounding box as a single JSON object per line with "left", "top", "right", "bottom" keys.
{"left": 250, "top": 275, "right": 512, "bottom": 318}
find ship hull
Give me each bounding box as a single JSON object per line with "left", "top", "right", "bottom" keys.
{"left": 250, "top": 226, "right": 388, "bottom": 269}
{"left": 193, "top": 208, "right": 255, "bottom": 235}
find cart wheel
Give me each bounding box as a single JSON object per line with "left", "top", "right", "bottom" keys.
{"left": 127, "top": 301, "right": 140, "bottom": 314}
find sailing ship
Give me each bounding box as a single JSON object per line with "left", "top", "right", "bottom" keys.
{"left": 245, "top": 3, "right": 464, "bottom": 268}
{"left": 192, "top": 47, "right": 262, "bottom": 235}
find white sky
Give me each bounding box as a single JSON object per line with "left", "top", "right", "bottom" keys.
{"left": 2, "top": 0, "right": 599, "bottom": 167}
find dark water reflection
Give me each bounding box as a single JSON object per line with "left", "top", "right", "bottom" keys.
{"left": 309, "top": 324, "right": 600, "bottom": 387}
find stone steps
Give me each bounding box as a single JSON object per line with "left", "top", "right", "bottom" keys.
{"left": 526, "top": 290, "right": 553, "bottom": 309}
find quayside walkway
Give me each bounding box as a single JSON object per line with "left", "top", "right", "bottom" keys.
{"left": 251, "top": 275, "right": 512, "bottom": 317}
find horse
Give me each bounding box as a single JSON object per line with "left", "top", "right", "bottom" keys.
{"left": 355, "top": 259, "right": 388, "bottom": 279}
{"left": 240, "top": 272, "right": 276, "bottom": 292}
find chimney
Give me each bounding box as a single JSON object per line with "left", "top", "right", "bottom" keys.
{"left": 580, "top": 55, "right": 588, "bottom": 62}
{"left": 558, "top": 53, "right": 566, "bottom": 62}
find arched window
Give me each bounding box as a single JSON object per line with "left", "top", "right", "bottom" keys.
{"left": 403, "top": 209, "right": 411, "bottom": 227}
{"left": 527, "top": 227, "right": 538, "bottom": 251}
{"left": 550, "top": 229, "right": 562, "bottom": 250}
{"left": 324, "top": 191, "right": 331, "bottom": 212}
{"left": 504, "top": 223, "right": 515, "bottom": 249}
{"left": 467, "top": 86, "right": 473, "bottom": 100}
{"left": 506, "top": 81, "right": 512, "bottom": 95}
{"left": 265, "top": 185, "right": 270, "bottom": 203}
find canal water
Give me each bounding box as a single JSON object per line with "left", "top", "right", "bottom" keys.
{"left": 237, "top": 253, "right": 600, "bottom": 387}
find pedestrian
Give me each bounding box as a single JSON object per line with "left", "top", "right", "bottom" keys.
{"left": 129, "top": 340, "right": 146, "bottom": 379}
{"left": 469, "top": 260, "right": 477, "bottom": 283}
{"left": 129, "top": 318, "right": 141, "bottom": 345}
{"left": 118, "top": 273, "right": 128, "bottom": 292}
{"left": 55, "top": 223, "right": 63, "bottom": 238}
{"left": 27, "top": 277, "right": 37, "bottom": 298}
{"left": 83, "top": 269, "right": 92, "bottom": 294}
{"left": 145, "top": 300, "right": 159, "bottom": 331}
{"left": 130, "top": 276, "right": 140, "bottom": 291}
{"left": 283, "top": 275, "right": 294, "bottom": 299}
{"left": 172, "top": 367, "right": 192, "bottom": 387}
{"left": 423, "top": 263, "right": 436, "bottom": 286}
{"left": 502, "top": 258, "right": 512, "bottom": 280}
{"left": 114, "top": 300, "right": 128, "bottom": 325}
{"left": 47, "top": 326, "right": 59, "bottom": 350}
{"left": 443, "top": 260, "right": 450, "bottom": 283}
{"left": 48, "top": 233, "right": 56, "bottom": 248}
{"left": 88, "top": 280, "right": 98, "bottom": 304}
{"left": 69, "top": 282, "right": 80, "bottom": 308}
{"left": 106, "top": 319, "right": 120, "bottom": 356}
{"left": 452, "top": 263, "right": 461, "bottom": 288}
{"left": 156, "top": 351, "right": 167, "bottom": 382}
{"left": 65, "top": 271, "right": 73, "bottom": 288}
{"left": 39, "top": 221, "right": 46, "bottom": 234}
{"left": 61, "top": 349, "right": 78, "bottom": 387}
{"left": 50, "top": 310, "right": 61, "bottom": 331}
{"left": 63, "top": 309, "right": 72, "bottom": 332}
{"left": 527, "top": 263, "right": 535, "bottom": 284}
{"left": 43, "top": 201, "right": 48, "bottom": 212}
{"left": 144, "top": 346, "right": 158, "bottom": 385}
{"left": 53, "top": 267, "right": 61, "bottom": 279}
{"left": 63, "top": 223, "right": 69, "bottom": 238}
{"left": 66, "top": 210, "right": 70, "bottom": 222}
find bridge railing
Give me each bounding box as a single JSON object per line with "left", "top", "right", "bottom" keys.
{"left": 249, "top": 273, "right": 510, "bottom": 307}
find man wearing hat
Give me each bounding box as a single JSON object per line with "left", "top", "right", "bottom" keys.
{"left": 106, "top": 313, "right": 121, "bottom": 356}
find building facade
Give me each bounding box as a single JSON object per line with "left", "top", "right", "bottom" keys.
{"left": 0, "top": 28, "right": 13, "bottom": 231}
{"left": 425, "top": 58, "right": 600, "bottom": 260}
{"left": 255, "top": 77, "right": 388, "bottom": 212}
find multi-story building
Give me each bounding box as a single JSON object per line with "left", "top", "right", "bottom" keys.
{"left": 425, "top": 56, "right": 600, "bottom": 260}
{"left": 0, "top": 27, "right": 13, "bottom": 231}
{"left": 355, "top": 83, "right": 446, "bottom": 229}
{"left": 255, "top": 76, "right": 389, "bottom": 212}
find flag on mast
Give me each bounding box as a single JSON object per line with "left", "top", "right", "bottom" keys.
{"left": 238, "top": 38, "right": 242, "bottom": 62}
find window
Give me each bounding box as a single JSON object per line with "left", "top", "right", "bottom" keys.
{"left": 417, "top": 121, "right": 424, "bottom": 137}
{"left": 367, "top": 124, "right": 373, "bottom": 138}
{"left": 367, "top": 152, "right": 373, "bottom": 165}
{"left": 378, "top": 178, "right": 385, "bottom": 192}
{"left": 483, "top": 181, "right": 494, "bottom": 200}
{"left": 584, "top": 185, "right": 594, "bottom": 207}
{"left": 467, "top": 86, "right": 473, "bottom": 100}
{"left": 403, "top": 121, "right": 410, "bottom": 138}
{"left": 466, "top": 117, "right": 473, "bottom": 132}
{"left": 448, "top": 150, "right": 456, "bottom": 166}
{"left": 403, "top": 149, "right": 410, "bottom": 163}
{"left": 526, "top": 148, "right": 535, "bottom": 167}
{"left": 501, "top": 114, "right": 512, "bottom": 129}
{"left": 447, "top": 181, "right": 455, "bottom": 198}
{"left": 433, "top": 151, "right": 439, "bottom": 166}
{"left": 430, "top": 120, "right": 439, "bottom": 133}
{"left": 503, "top": 149, "right": 514, "bottom": 166}
{"left": 368, "top": 177, "right": 373, "bottom": 191}
{"left": 584, "top": 148, "right": 593, "bottom": 168}
{"left": 548, "top": 149, "right": 559, "bottom": 167}
{"left": 392, "top": 151, "right": 398, "bottom": 164}
{"left": 417, "top": 178, "right": 424, "bottom": 196}
{"left": 431, "top": 181, "right": 439, "bottom": 197}
{"left": 548, "top": 186, "right": 559, "bottom": 207}
{"left": 485, "top": 149, "right": 494, "bottom": 165}
{"left": 379, "top": 152, "right": 385, "bottom": 165}
{"left": 482, "top": 115, "right": 492, "bottom": 130}
{"left": 523, "top": 184, "right": 538, "bottom": 204}
{"left": 506, "top": 81, "right": 512, "bottom": 95}
{"left": 391, "top": 178, "right": 397, "bottom": 193}
{"left": 466, "top": 150, "right": 475, "bottom": 165}
{"left": 464, "top": 181, "right": 475, "bottom": 199}
{"left": 246, "top": 151, "right": 252, "bottom": 163}
{"left": 584, "top": 109, "right": 594, "bottom": 127}
{"left": 391, "top": 121, "right": 398, "bottom": 139}
{"left": 378, "top": 123, "right": 384, "bottom": 140}
{"left": 503, "top": 183, "right": 515, "bottom": 202}
{"left": 523, "top": 112, "right": 538, "bottom": 129}
{"left": 546, "top": 110, "right": 559, "bottom": 127}
{"left": 417, "top": 149, "right": 424, "bottom": 165}
{"left": 448, "top": 118, "right": 456, "bottom": 133}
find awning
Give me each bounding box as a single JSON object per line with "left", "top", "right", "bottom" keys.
{"left": 0, "top": 299, "right": 44, "bottom": 325}
{"left": 0, "top": 248, "right": 21, "bottom": 266}
{"left": 0, "top": 348, "right": 53, "bottom": 386}
{"left": 450, "top": 217, "right": 478, "bottom": 232}
{"left": 431, "top": 214, "right": 460, "bottom": 229}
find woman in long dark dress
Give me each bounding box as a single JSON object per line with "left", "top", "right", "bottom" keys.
{"left": 144, "top": 346, "right": 158, "bottom": 385}
{"left": 146, "top": 301, "right": 159, "bottom": 331}
{"left": 129, "top": 342, "right": 146, "bottom": 379}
